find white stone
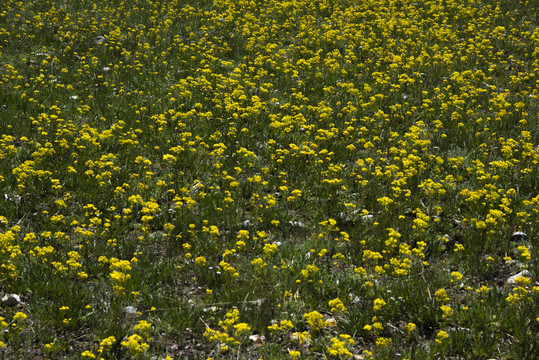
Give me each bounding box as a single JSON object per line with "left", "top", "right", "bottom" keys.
{"left": 507, "top": 270, "right": 531, "bottom": 285}
{"left": 124, "top": 306, "right": 137, "bottom": 314}
{"left": 511, "top": 231, "right": 527, "bottom": 241}
{"left": 249, "top": 334, "right": 265, "bottom": 344}
{"left": 1, "top": 294, "right": 21, "bottom": 306}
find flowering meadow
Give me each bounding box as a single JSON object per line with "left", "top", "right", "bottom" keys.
{"left": 0, "top": 0, "right": 538, "bottom": 358}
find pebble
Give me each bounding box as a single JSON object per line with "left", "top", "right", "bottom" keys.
{"left": 1, "top": 294, "right": 22, "bottom": 307}
{"left": 93, "top": 36, "right": 106, "bottom": 44}
{"left": 510, "top": 231, "right": 527, "bottom": 241}
{"left": 249, "top": 334, "right": 265, "bottom": 345}
{"left": 507, "top": 270, "right": 531, "bottom": 285}
{"left": 441, "top": 234, "right": 452, "bottom": 242}
{"left": 124, "top": 306, "right": 137, "bottom": 314}
{"left": 288, "top": 220, "right": 305, "bottom": 228}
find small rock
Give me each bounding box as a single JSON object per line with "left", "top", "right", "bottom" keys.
{"left": 93, "top": 36, "right": 106, "bottom": 44}
{"left": 441, "top": 234, "right": 452, "bottom": 242}
{"left": 288, "top": 220, "right": 305, "bottom": 228}
{"left": 2, "top": 294, "right": 21, "bottom": 307}
{"left": 249, "top": 334, "right": 265, "bottom": 345}
{"left": 124, "top": 306, "right": 137, "bottom": 314}
{"left": 511, "top": 231, "right": 527, "bottom": 241}
{"left": 507, "top": 270, "right": 531, "bottom": 285}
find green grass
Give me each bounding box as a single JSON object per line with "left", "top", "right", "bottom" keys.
{"left": 0, "top": 0, "right": 538, "bottom": 359}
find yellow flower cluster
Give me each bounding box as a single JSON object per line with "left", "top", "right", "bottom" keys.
{"left": 204, "top": 308, "right": 251, "bottom": 350}
{"left": 327, "top": 334, "right": 355, "bottom": 357}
